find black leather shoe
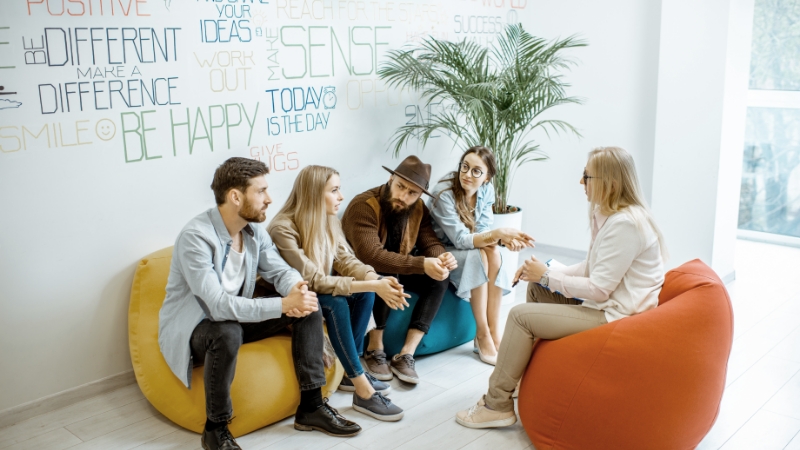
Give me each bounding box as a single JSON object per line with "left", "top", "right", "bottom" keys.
{"left": 201, "top": 424, "right": 242, "bottom": 450}
{"left": 294, "top": 398, "right": 362, "bottom": 437}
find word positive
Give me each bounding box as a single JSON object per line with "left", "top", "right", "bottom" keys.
{"left": 26, "top": 0, "right": 151, "bottom": 16}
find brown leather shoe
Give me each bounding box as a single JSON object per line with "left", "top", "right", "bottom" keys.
{"left": 390, "top": 353, "right": 419, "bottom": 384}
{"left": 364, "top": 349, "right": 393, "bottom": 381}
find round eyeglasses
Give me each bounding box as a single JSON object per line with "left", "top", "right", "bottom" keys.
{"left": 460, "top": 162, "right": 484, "bottom": 179}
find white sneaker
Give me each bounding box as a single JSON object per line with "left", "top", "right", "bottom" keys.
{"left": 455, "top": 396, "right": 517, "bottom": 429}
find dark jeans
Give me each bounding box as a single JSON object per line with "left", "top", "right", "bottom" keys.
{"left": 373, "top": 273, "right": 449, "bottom": 334}
{"left": 189, "top": 310, "right": 326, "bottom": 423}
{"left": 318, "top": 292, "right": 375, "bottom": 379}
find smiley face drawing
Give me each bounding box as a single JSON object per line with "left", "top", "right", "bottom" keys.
{"left": 322, "top": 87, "right": 337, "bottom": 110}
{"left": 95, "top": 119, "right": 117, "bottom": 141}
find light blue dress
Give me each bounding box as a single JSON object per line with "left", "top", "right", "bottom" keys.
{"left": 427, "top": 180, "right": 511, "bottom": 300}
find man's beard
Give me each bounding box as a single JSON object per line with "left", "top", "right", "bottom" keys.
{"left": 239, "top": 197, "right": 267, "bottom": 222}
{"left": 379, "top": 185, "right": 412, "bottom": 252}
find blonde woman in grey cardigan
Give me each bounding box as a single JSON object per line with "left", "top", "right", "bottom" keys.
{"left": 427, "top": 146, "right": 534, "bottom": 365}
{"left": 455, "top": 146, "right": 667, "bottom": 429}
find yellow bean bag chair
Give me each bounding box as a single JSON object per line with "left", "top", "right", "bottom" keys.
{"left": 128, "top": 247, "right": 343, "bottom": 437}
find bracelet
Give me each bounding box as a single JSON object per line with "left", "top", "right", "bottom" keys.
{"left": 377, "top": 275, "right": 384, "bottom": 280}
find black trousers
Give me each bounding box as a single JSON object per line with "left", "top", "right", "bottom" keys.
{"left": 373, "top": 273, "right": 450, "bottom": 334}
{"left": 189, "top": 310, "right": 326, "bottom": 422}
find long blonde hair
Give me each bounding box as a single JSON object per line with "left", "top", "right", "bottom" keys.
{"left": 586, "top": 147, "right": 668, "bottom": 260}
{"left": 271, "top": 165, "right": 346, "bottom": 273}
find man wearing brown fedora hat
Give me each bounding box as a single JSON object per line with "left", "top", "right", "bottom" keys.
{"left": 341, "top": 155, "right": 458, "bottom": 384}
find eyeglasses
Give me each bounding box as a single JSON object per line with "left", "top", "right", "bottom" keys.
{"left": 460, "top": 162, "right": 484, "bottom": 179}
{"left": 582, "top": 170, "right": 596, "bottom": 183}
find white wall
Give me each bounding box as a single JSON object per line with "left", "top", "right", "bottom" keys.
{"left": 0, "top": 0, "right": 750, "bottom": 411}
{"left": 0, "top": 0, "right": 530, "bottom": 411}
{"left": 650, "top": 0, "right": 752, "bottom": 276}
{"left": 713, "top": 0, "right": 754, "bottom": 279}
{"left": 511, "top": 0, "right": 662, "bottom": 251}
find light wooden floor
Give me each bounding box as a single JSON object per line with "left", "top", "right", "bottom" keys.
{"left": 2, "top": 240, "right": 800, "bottom": 450}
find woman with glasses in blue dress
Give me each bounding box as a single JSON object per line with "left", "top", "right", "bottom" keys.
{"left": 427, "top": 146, "right": 535, "bottom": 365}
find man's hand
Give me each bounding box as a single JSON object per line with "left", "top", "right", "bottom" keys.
{"left": 512, "top": 255, "right": 549, "bottom": 285}
{"left": 376, "top": 277, "right": 411, "bottom": 310}
{"left": 438, "top": 252, "right": 458, "bottom": 271}
{"left": 282, "top": 281, "right": 318, "bottom": 317}
{"left": 424, "top": 257, "right": 450, "bottom": 281}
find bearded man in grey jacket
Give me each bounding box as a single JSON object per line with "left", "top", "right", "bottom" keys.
{"left": 159, "top": 157, "right": 362, "bottom": 450}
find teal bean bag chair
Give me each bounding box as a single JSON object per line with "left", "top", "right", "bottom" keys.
{"left": 377, "top": 286, "right": 477, "bottom": 357}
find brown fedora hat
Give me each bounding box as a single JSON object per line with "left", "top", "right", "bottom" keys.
{"left": 382, "top": 155, "right": 435, "bottom": 197}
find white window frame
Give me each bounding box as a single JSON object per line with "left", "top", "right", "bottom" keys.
{"left": 737, "top": 89, "right": 800, "bottom": 248}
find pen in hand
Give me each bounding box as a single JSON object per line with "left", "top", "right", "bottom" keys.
{"left": 512, "top": 255, "right": 539, "bottom": 288}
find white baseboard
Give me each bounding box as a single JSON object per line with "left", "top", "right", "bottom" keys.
{"left": 529, "top": 243, "right": 587, "bottom": 261}
{"left": 721, "top": 270, "right": 736, "bottom": 285}
{"left": 0, "top": 370, "right": 136, "bottom": 429}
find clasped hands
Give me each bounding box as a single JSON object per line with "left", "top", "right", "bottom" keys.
{"left": 282, "top": 281, "right": 318, "bottom": 318}
{"left": 281, "top": 252, "right": 458, "bottom": 317}
{"left": 375, "top": 252, "right": 455, "bottom": 309}
{"left": 424, "top": 252, "right": 457, "bottom": 282}
{"left": 371, "top": 274, "right": 411, "bottom": 311}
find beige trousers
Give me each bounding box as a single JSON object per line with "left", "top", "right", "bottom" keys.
{"left": 485, "top": 283, "right": 608, "bottom": 412}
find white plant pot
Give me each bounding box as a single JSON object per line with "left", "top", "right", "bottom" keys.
{"left": 493, "top": 208, "right": 524, "bottom": 304}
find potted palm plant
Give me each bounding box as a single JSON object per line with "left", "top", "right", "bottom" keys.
{"left": 379, "top": 23, "right": 585, "bottom": 212}
{"left": 378, "top": 24, "right": 585, "bottom": 295}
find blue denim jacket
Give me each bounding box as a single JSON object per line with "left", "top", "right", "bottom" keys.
{"left": 427, "top": 180, "right": 495, "bottom": 249}
{"left": 158, "top": 207, "right": 303, "bottom": 387}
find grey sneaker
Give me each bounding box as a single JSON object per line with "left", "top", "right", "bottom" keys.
{"left": 338, "top": 373, "right": 391, "bottom": 394}
{"left": 390, "top": 354, "right": 419, "bottom": 384}
{"left": 352, "top": 392, "right": 404, "bottom": 422}
{"left": 364, "top": 350, "right": 393, "bottom": 381}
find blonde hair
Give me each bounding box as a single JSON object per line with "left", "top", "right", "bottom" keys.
{"left": 271, "top": 165, "right": 346, "bottom": 273}
{"left": 586, "top": 147, "right": 668, "bottom": 261}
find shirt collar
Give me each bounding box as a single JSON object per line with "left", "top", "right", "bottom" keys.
{"left": 208, "top": 207, "right": 254, "bottom": 244}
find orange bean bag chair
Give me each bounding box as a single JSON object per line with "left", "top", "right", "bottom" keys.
{"left": 517, "top": 259, "right": 733, "bottom": 450}
{"left": 129, "top": 247, "right": 343, "bottom": 437}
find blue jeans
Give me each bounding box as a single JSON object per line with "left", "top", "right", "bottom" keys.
{"left": 318, "top": 292, "right": 375, "bottom": 379}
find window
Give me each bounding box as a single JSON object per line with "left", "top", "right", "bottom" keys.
{"left": 739, "top": 0, "right": 800, "bottom": 241}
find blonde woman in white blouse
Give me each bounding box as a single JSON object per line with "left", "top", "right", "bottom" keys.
{"left": 455, "top": 146, "right": 667, "bottom": 429}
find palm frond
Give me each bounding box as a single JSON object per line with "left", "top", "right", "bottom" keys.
{"left": 378, "top": 24, "right": 585, "bottom": 212}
